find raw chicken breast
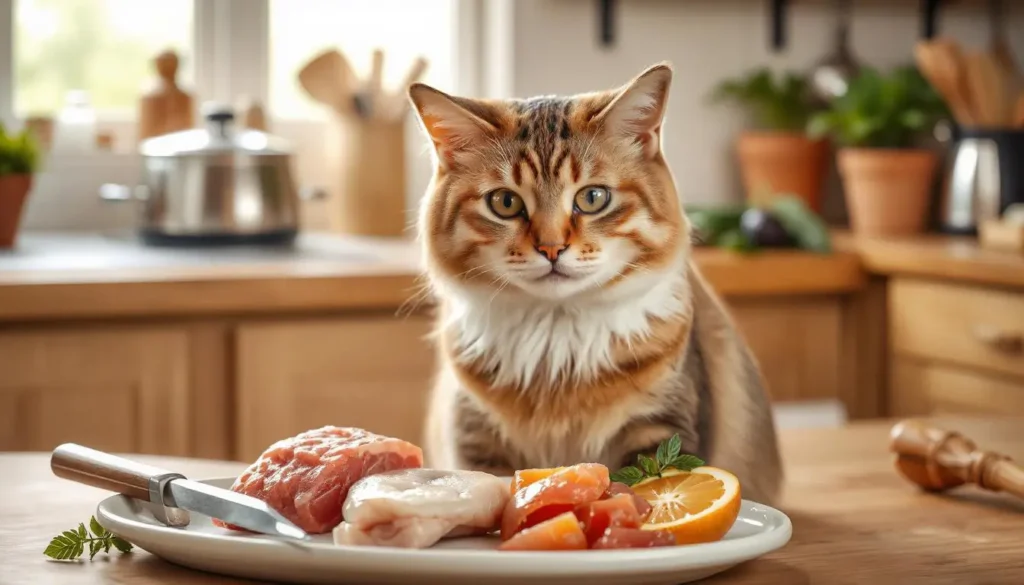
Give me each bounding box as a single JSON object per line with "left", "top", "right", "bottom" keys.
{"left": 214, "top": 426, "right": 423, "bottom": 534}
{"left": 333, "top": 469, "right": 509, "bottom": 548}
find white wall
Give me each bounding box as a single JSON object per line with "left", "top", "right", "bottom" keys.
{"left": 20, "top": 0, "right": 1023, "bottom": 232}
{"left": 503, "top": 0, "right": 1022, "bottom": 219}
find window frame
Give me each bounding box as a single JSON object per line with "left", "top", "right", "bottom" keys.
{"left": 0, "top": 0, "right": 482, "bottom": 135}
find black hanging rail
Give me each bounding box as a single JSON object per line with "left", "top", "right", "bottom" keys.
{"left": 921, "top": 0, "right": 942, "bottom": 39}
{"left": 770, "top": 0, "right": 788, "bottom": 52}
{"left": 598, "top": 0, "right": 616, "bottom": 47}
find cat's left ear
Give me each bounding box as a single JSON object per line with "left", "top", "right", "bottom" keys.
{"left": 594, "top": 63, "right": 673, "bottom": 158}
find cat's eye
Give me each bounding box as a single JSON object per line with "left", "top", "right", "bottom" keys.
{"left": 487, "top": 189, "right": 526, "bottom": 219}
{"left": 574, "top": 186, "right": 612, "bottom": 214}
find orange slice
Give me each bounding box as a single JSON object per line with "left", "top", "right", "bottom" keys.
{"left": 510, "top": 467, "right": 566, "bottom": 495}
{"left": 630, "top": 466, "right": 741, "bottom": 545}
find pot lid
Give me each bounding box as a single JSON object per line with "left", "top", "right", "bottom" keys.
{"left": 140, "top": 105, "right": 292, "bottom": 157}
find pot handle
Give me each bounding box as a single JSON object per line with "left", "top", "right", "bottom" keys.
{"left": 299, "top": 186, "right": 328, "bottom": 201}
{"left": 99, "top": 184, "right": 150, "bottom": 202}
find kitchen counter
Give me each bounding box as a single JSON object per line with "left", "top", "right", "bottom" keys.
{"left": 0, "top": 231, "right": 865, "bottom": 323}
{"left": 834, "top": 231, "right": 1024, "bottom": 291}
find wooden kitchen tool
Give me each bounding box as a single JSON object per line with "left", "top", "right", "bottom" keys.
{"left": 914, "top": 39, "right": 975, "bottom": 126}
{"left": 297, "top": 49, "right": 429, "bottom": 237}
{"left": 297, "top": 49, "right": 357, "bottom": 116}
{"left": 889, "top": 419, "right": 1024, "bottom": 501}
{"left": 137, "top": 49, "right": 195, "bottom": 143}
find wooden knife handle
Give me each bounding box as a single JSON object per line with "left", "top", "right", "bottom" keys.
{"left": 50, "top": 443, "right": 177, "bottom": 502}
{"left": 889, "top": 420, "right": 1024, "bottom": 501}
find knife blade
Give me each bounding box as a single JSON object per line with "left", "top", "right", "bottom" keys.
{"left": 164, "top": 477, "right": 308, "bottom": 540}
{"left": 50, "top": 443, "right": 309, "bottom": 540}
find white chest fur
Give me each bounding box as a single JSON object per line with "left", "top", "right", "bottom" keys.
{"left": 439, "top": 261, "right": 690, "bottom": 391}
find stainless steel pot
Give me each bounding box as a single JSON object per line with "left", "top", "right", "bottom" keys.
{"left": 938, "top": 127, "right": 1024, "bottom": 234}
{"left": 101, "top": 106, "right": 324, "bottom": 246}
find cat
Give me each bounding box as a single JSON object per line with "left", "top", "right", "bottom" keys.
{"left": 407, "top": 62, "right": 783, "bottom": 506}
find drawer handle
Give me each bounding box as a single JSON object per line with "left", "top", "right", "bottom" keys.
{"left": 972, "top": 325, "right": 1024, "bottom": 354}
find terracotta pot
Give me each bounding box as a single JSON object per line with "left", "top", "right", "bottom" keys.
{"left": 0, "top": 174, "right": 33, "bottom": 248}
{"left": 736, "top": 131, "right": 829, "bottom": 212}
{"left": 837, "top": 148, "right": 938, "bottom": 236}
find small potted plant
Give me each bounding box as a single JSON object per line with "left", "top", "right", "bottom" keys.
{"left": 807, "top": 65, "right": 948, "bottom": 236}
{"left": 0, "top": 123, "right": 40, "bottom": 248}
{"left": 711, "top": 68, "right": 828, "bottom": 212}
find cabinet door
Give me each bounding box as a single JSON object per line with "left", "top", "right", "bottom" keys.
{"left": 0, "top": 327, "right": 192, "bottom": 455}
{"left": 236, "top": 315, "right": 435, "bottom": 461}
{"left": 728, "top": 298, "right": 842, "bottom": 402}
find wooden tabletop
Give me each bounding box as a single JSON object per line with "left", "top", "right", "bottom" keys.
{"left": 2, "top": 417, "right": 1023, "bottom": 584}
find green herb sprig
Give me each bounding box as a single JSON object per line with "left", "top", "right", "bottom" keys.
{"left": 43, "top": 516, "right": 133, "bottom": 561}
{"left": 610, "top": 434, "right": 705, "bottom": 487}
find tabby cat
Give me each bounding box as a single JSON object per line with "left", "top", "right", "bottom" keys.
{"left": 407, "top": 63, "right": 783, "bottom": 505}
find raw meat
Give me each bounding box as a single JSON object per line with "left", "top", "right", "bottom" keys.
{"left": 591, "top": 527, "right": 677, "bottom": 549}
{"left": 213, "top": 426, "right": 423, "bottom": 534}
{"left": 498, "top": 511, "right": 588, "bottom": 551}
{"left": 574, "top": 494, "right": 643, "bottom": 546}
{"left": 333, "top": 469, "right": 509, "bottom": 548}
{"left": 500, "top": 463, "right": 610, "bottom": 540}
{"left": 604, "top": 481, "right": 653, "bottom": 521}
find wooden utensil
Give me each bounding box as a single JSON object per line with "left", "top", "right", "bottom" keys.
{"left": 889, "top": 419, "right": 1024, "bottom": 501}
{"left": 297, "top": 49, "right": 356, "bottom": 116}
{"left": 137, "top": 49, "right": 195, "bottom": 143}
{"left": 965, "top": 50, "right": 1010, "bottom": 127}
{"left": 915, "top": 41, "right": 971, "bottom": 126}
{"left": 384, "top": 56, "right": 429, "bottom": 121}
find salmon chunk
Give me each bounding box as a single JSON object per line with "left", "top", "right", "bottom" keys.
{"left": 500, "top": 463, "right": 610, "bottom": 540}
{"left": 574, "top": 494, "right": 643, "bottom": 546}
{"left": 498, "top": 511, "right": 588, "bottom": 551}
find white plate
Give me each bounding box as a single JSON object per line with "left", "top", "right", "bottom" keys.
{"left": 96, "top": 477, "right": 792, "bottom": 585}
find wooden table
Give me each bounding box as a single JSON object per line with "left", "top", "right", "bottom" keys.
{"left": 2, "top": 417, "right": 1023, "bottom": 584}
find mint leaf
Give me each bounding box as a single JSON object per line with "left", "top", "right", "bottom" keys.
{"left": 111, "top": 537, "right": 133, "bottom": 554}
{"left": 668, "top": 454, "right": 706, "bottom": 471}
{"left": 89, "top": 517, "right": 107, "bottom": 538}
{"left": 638, "top": 454, "right": 660, "bottom": 477}
{"left": 609, "top": 466, "right": 644, "bottom": 486}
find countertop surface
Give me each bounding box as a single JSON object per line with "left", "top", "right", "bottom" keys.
{"left": 0, "top": 231, "right": 864, "bottom": 322}
{"left": 3, "top": 229, "right": 1021, "bottom": 323}
{"left": 2, "top": 416, "right": 1022, "bottom": 584}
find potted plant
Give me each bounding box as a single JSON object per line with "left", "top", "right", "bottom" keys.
{"left": 711, "top": 68, "right": 828, "bottom": 212}
{"left": 807, "top": 65, "right": 949, "bottom": 236}
{"left": 0, "top": 123, "right": 41, "bottom": 248}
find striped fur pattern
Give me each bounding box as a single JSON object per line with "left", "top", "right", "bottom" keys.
{"left": 408, "top": 63, "right": 783, "bottom": 505}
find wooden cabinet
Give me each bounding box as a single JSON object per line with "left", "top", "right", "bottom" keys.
{"left": 0, "top": 327, "right": 193, "bottom": 455}
{"left": 235, "top": 315, "right": 435, "bottom": 462}
{"left": 889, "top": 277, "right": 1024, "bottom": 417}
{"left": 729, "top": 298, "right": 842, "bottom": 402}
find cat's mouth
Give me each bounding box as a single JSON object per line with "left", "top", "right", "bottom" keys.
{"left": 535, "top": 268, "right": 574, "bottom": 282}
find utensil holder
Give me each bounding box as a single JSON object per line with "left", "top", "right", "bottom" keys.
{"left": 939, "top": 127, "right": 1024, "bottom": 234}
{"left": 326, "top": 115, "right": 407, "bottom": 238}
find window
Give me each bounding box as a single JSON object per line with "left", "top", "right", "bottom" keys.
{"left": 268, "top": 0, "right": 456, "bottom": 119}
{"left": 13, "top": 0, "right": 194, "bottom": 117}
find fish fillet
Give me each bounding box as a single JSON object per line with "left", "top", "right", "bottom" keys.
{"left": 333, "top": 469, "right": 509, "bottom": 548}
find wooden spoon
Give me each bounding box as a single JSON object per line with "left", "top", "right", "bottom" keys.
{"left": 384, "top": 56, "right": 429, "bottom": 121}
{"left": 915, "top": 40, "right": 974, "bottom": 126}
{"left": 889, "top": 419, "right": 1024, "bottom": 501}
{"left": 965, "top": 50, "right": 1009, "bottom": 127}
{"left": 297, "top": 49, "right": 356, "bottom": 116}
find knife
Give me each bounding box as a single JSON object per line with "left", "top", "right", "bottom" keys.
{"left": 50, "top": 443, "right": 308, "bottom": 540}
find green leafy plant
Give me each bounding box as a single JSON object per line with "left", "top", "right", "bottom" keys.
{"left": 43, "top": 516, "right": 133, "bottom": 561}
{"left": 807, "top": 65, "right": 950, "bottom": 149}
{"left": 610, "top": 434, "right": 706, "bottom": 487}
{"left": 0, "top": 123, "right": 41, "bottom": 176}
{"left": 710, "top": 68, "right": 819, "bottom": 131}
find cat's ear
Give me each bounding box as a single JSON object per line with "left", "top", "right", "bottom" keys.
{"left": 408, "top": 83, "right": 499, "bottom": 166}
{"left": 593, "top": 63, "right": 673, "bottom": 158}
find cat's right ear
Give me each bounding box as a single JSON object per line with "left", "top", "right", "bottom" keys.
{"left": 408, "top": 84, "right": 498, "bottom": 166}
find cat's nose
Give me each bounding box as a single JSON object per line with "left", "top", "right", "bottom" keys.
{"left": 534, "top": 243, "right": 568, "bottom": 262}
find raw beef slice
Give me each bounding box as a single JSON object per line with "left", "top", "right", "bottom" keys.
{"left": 213, "top": 426, "right": 423, "bottom": 534}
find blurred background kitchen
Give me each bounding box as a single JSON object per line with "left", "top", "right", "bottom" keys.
{"left": 1, "top": 0, "right": 1022, "bottom": 463}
